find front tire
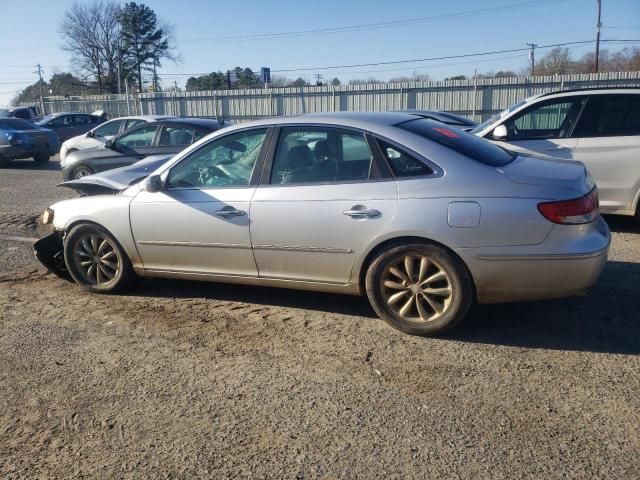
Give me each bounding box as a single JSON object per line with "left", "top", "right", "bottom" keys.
{"left": 33, "top": 152, "right": 50, "bottom": 164}
{"left": 64, "top": 223, "right": 134, "bottom": 293}
{"left": 71, "top": 164, "right": 95, "bottom": 179}
{"left": 365, "top": 243, "right": 473, "bottom": 336}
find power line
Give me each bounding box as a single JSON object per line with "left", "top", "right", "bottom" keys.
{"left": 270, "top": 40, "right": 596, "bottom": 73}
{"left": 180, "top": 0, "right": 567, "bottom": 43}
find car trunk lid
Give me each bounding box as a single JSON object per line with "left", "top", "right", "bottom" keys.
{"left": 499, "top": 153, "right": 593, "bottom": 197}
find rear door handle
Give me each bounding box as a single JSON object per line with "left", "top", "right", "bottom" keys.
{"left": 343, "top": 206, "right": 381, "bottom": 218}
{"left": 215, "top": 208, "right": 245, "bottom": 218}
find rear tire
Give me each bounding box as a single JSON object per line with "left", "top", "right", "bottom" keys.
{"left": 33, "top": 152, "right": 50, "bottom": 164}
{"left": 365, "top": 243, "right": 474, "bottom": 336}
{"left": 64, "top": 223, "right": 135, "bottom": 293}
{"left": 71, "top": 164, "right": 95, "bottom": 179}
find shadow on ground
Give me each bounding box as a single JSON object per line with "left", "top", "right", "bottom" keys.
{"left": 604, "top": 214, "right": 640, "bottom": 234}
{"left": 133, "top": 259, "right": 639, "bottom": 355}
{"left": 1, "top": 158, "right": 61, "bottom": 172}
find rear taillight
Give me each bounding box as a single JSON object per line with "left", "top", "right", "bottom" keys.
{"left": 537, "top": 188, "right": 599, "bottom": 225}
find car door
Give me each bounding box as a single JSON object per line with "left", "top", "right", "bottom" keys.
{"left": 250, "top": 125, "right": 398, "bottom": 285}
{"left": 99, "top": 125, "right": 160, "bottom": 171}
{"left": 571, "top": 94, "right": 640, "bottom": 214}
{"left": 487, "top": 97, "right": 587, "bottom": 160}
{"left": 130, "top": 127, "right": 272, "bottom": 275}
{"left": 49, "top": 115, "right": 76, "bottom": 141}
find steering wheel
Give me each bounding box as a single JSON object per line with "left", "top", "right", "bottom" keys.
{"left": 197, "top": 165, "right": 229, "bottom": 185}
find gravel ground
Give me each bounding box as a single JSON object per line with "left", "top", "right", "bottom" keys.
{"left": 0, "top": 157, "right": 639, "bottom": 479}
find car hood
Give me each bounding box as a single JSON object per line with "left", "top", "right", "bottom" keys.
{"left": 59, "top": 154, "right": 173, "bottom": 195}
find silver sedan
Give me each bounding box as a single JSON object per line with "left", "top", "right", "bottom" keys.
{"left": 35, "top": 112, "right": 610, "bottom": 336}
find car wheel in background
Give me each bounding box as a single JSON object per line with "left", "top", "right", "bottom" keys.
{"left": 365, "top": 243, "right": 474, "bottom": 336}
{"left": 33, "top": 151, "right": 50, "bottom": 164}
{"left": 64, "top": 223, "right": 134, "bottom": 293}
{"left": 0, "top": 155, "right": 11, "bottom": 167}
{"left": 71, "top": 164, "right": 95, "bottom": 179}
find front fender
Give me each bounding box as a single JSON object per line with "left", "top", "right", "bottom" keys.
{"left": 49, "top": 193, "right": 141, "bottom": 267}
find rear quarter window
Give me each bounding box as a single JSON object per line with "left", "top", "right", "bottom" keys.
{"left": 397, "top": 119, "right": 515, "bottom": 167}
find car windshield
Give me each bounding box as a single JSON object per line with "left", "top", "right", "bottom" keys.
{"left": 36, "top": 114, "right": 57, "bottom": 125}
{"left": 398, "top": 118, "right": 515, "bottom": 167}
{"left": 469, "top": 98, "right": 531, "bottom": 134}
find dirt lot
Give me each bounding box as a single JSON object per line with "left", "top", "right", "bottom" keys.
{"left": 1, "top": 158, "right": 639, "bottom": 479}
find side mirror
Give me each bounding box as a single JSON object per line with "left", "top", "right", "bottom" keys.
{"left": 146, "top": 174, "right": 163, "bottom": 193}
{"left": 104, "top": 139, "right": 115, "bottom": 149}
{"left": 86, "top": 131, "right": 93, "bottom": 138}
{"left": 491, "top": 124, "right": 508, "bottom": 141}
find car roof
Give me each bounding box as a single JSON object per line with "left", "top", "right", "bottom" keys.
{"left": 46, "top": 111, "right": 97, "bottom": 117}
{"left": 539, "top": 87, "right": 640, "bottom": 99}
{"left": 108, "top": 115, "right": 176, "bottom": 121}
{"left": 145, "top": 117, "right": 224, "bottom": 128}
{"left": 205, "top": 112, "right": 425, "bottom": 138}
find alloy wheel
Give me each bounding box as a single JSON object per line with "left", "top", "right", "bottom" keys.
{"left": 72, "top": 233, "right": 121, "bottom": 286}
{"left": 380, "top": 254, "right": 453, "bottom": 323}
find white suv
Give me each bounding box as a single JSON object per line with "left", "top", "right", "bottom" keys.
{"left": 470, "top": 88, "right": 640, "bottom": 219}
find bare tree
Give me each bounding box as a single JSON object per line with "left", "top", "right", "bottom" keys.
{"left": 60, "top": 1, "right": 121, "bottom": 94}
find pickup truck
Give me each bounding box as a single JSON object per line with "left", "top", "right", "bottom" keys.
{"left": 0, "top": 106, "right": 42, "bottom": 122}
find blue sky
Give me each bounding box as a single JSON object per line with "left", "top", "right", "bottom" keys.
{"left": 0, "top": 0, "right": 638, "bottom": 106}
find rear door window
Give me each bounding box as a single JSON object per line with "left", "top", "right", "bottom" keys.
{"left": 270, "top": 127, "right": 373, "bottom": 185}
{"left": 158, "top": 126, "right": 195, "bottom": 146}
{"left": 377, "top": 140, "right": 433, "bottom": 177}
{"left": 397, "top": 119, "right": 515, "bottom": 167}
{"left": 574, "top": 94, "right": 640, "bottom": 137}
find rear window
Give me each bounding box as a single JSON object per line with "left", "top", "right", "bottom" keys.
{"left": 397, "top": 119, "right": 515, "bottom": 167}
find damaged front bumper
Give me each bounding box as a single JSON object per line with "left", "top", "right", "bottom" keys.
{"left": 33, "top": 231, "right": 72, "bottom": 281}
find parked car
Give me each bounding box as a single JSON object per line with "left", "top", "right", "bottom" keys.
{"left": 35, "top": 112, "right": 104, "bottom": 143}
{"left": 60, "top": 115, "right": 176, "bottom": 162}
{"left": 0, "top": 118, "right": 59, "bottom": 165}
{"left": 398, "top": 109, "right": 477, "bottom": 129}
{"left": 61, "top": 118, "right": 223, "bottom": 180}
{"left": 470, "top": 88, "right": 640, "bottom": 219}
{"left": 0, "top": 106, "right": 41, "bottom": 122}
{"left": 35, "top": 112, "right": 610, "bottom": 337}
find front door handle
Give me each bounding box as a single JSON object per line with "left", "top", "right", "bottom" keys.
{"left": 215, "top": 207, "right": 245, "bottom": 218}
{"left": 343, "top": 206, "right": 381, "bottom": 218}
{"left": 545, "top": 146, "right": 570, "bottom": 151}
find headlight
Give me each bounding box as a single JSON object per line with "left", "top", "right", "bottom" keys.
{"left": 42, "top": 208, "right": 54, "bottom": 225}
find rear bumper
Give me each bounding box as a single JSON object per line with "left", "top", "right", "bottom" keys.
{"left": 0, "top": 143, "right": 57, "bottom": 159}
{"left": 460, "top": 216, "right": 611, "bottom": 304}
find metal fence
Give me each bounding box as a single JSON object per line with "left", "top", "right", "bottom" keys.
{"left": 28, "top": 71, "right": 640, "bottom": 123}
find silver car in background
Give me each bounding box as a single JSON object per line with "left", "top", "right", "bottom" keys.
{"left": 60, "top": 115, "right": 175, "bottom": 162}
{"left": 470, "top": 88, "right": 640, "bottom": 220}
{"left": 35, "top": 112, "right": 610, "bottom": 336}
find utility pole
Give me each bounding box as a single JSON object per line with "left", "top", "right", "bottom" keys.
{"left": 527, "top": 43, "right": 538, "bottom": 76}
{"left": 595, "top": 0, "right": 602, "bottom": 73}
{"left": 34, "top": 64, "right": 45, "bottom": 115}
{"left": 314, "top": 73, "right": 324, "bottom": 86}
{"left": 116, "top": 40, "right": 122, "bottom": 95}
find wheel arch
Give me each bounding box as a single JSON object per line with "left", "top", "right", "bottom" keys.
{"left": 353, "top": 235, "right": 478, "bottom": 299}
